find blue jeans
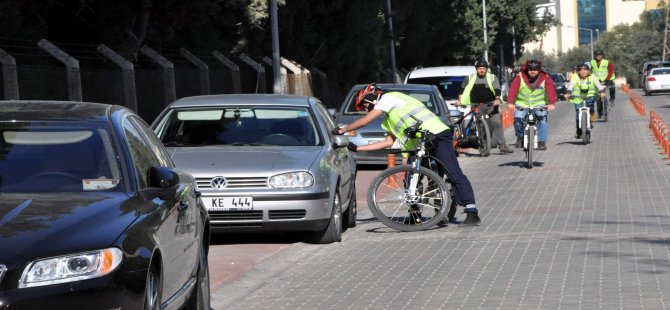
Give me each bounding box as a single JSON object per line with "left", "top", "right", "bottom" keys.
{"left": 573, "top": 98, "right": 595, "bottom": 130}
{"left": 514, "top": 107, "right": 548, "bottom": 142}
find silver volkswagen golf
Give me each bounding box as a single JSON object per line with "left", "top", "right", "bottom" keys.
{"left": 152, "top": 95, "right": 357, "bottom": 243}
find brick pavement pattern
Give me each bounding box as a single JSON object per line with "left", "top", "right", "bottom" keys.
{"left": 213, "top": 90, "right": 670, "bottom": 310}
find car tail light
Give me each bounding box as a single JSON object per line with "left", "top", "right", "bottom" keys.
{"left": 648, "top": 77, "right": 656, "bottom": 81}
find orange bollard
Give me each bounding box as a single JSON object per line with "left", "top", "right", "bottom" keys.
{"left": 386, "top": 153, "right": 401, "bottom": 188}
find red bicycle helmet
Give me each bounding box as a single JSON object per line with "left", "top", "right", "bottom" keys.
{"left": 354, "top": 84, "right": 383, "bottom": 111}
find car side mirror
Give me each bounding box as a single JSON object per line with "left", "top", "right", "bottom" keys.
{"left": 138, "top": 167, "right": 180, "bottom": 204}
{"left": 332, "top": 135, "right": 349, "bottom": 149}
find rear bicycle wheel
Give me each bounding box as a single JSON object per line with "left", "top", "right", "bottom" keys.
{"left": 368, "top": 165, "right": 449, "bottom": 231}
{"left": 476, "top": 117, "right": 491, "bottom": 157}
{"left": 602, "top": 97, "right": 608, "bottom": 122}
{"left": 581, "top": 111, "right": 590, "bottom": 145}
{"left": 526, "top": 127, "right": 534, "bottom": 169}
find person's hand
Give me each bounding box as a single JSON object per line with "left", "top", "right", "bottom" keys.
{"left": 507, "top": 103, "right": 516, "bottom": 110}
{"left": 564, "top": 94, "right": 571, "bottom": 100}
{"left": 547, "top": 104, "right": 556, "bottom": 111}
{"left": 346, "top": 142, "right": 358, "bottom": 152}
{"left": 331, "top": 127, "right": 342, "bottom": 135}
{"left": 493, "top": 99, "right": 501, "bottom": 106}
{"left": 599, "top": 92, "right": 606, "bottom": 97}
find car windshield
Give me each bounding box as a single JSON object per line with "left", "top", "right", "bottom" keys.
{"left": 0, "top": 121, "right": 125, "bottom": 193}
{"left": 155, "top": 107, "right": 321, "bottom": 146}
{"left": 405, "top": 76, "right": 465, "bottom": 100}
{"left": 344, "top": 90, "right": 439, "bottom": 115}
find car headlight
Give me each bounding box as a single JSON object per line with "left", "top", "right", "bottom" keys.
{"left": 337, "top": 123, "right": 356, "bottom": 136}
{"left": 269, "top": 172, "right": 314, "bottom": 188}
{"left": 19, "top": 248, "right": 123, "bottom": 288}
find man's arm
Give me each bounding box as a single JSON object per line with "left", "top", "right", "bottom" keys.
{"left": 543, "top": 75, "right": 557, "bottom": 105}
{"left": 492, "top": 75, "right": 502, "bottom": 105}
{"left": 338, "top": 109, "right": 384, "bottom": 133}
{"left": 356, "top": 134, "right": 395, "bottom": 151}
{"left": 507, "top": 75, "right": 521, "bottom": 105}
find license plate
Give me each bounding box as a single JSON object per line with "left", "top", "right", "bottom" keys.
{"left": 206, "top": 197, "right": 253, "bottom": 211}
{"left": 662, "top": 84, "right": 670, "bottom": 89}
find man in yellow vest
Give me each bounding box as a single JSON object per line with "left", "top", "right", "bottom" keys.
{"left": 459, "top": 58, "right": 513, "bottom": 154}
{"left": 590, "top": 48, "right": 616, "bottom": 112}
{"left": 506, "top": 59, "right": 557, "bottom": 150}
{"left": 564, "top": 63, "right": 606, "bottom": 138}
{"left": 334, "top": 84, "right": 480, "bottom": 226}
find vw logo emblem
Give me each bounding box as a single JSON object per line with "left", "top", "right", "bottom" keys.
{"left": 210, "top": 176, "right": 228, "bottom": 190}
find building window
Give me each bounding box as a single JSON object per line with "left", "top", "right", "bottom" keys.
{"left": 577, "top": 0, "right": 606, "bottom": 46}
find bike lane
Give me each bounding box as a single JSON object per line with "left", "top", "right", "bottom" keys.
{"left": 212, "top": 89, "right": 670, "bottom": 309}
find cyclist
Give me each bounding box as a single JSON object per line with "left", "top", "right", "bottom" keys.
{"left": 334, "top": 84, "right": 480, "bottom": 225}
{"left": 459, "top": 58, "right": 513, "bottom": 154}
{"left": 590, "top": 48, "right": 616, "bottom": 107}
{"left": 564, "top": 63, "right": 606, "bottom": 139}
{"left": 506, "top": 59, "right": 557, "bottom": 151}
{"left": 568, "top": 65, "right": 579, "bottom": 82}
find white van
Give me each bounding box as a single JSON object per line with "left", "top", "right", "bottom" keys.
{"left": 404, "top": 66, "right": 476, "bottom": 122}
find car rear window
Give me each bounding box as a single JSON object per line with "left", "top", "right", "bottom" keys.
{"left": 0, "top": 121, "right": 124, "bottom": 193}
{"left": 343, "top": 90, "right": 438, "bottom": 115}
{"left": 154, "top": 107, "right": 321, "bottom": 146}
{"left": 406, "top": 76, "right": 466, "bottom": 100}
{"left": 652, "top": 68, "right": 670, "bottom": 75}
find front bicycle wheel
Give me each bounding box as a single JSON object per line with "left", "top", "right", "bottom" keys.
{"left": 368, "top": 165, "right": 449, "bottom": 231}
{"left": 526, "top": 127, "right": 534, "bottom": 169}
{"left": 476, "top": 117, "right": 491, "bottom": 157}
{"left": 581, "top": 111, "right": 590, "bottom": 145}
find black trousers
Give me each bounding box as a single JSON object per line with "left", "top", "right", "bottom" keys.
{"left": 432, "top": 130, "right": 476, "bottom": 206}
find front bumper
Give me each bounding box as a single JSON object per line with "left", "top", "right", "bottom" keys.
{"left": 204, "top": 191, "right": 334, "bottom": 233}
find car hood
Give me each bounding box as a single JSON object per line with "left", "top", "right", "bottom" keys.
{"left": 167, "top": 146, "right": 323, "bottom": 176}
{"left": 0, "top": 192, "right": 137, "bottom": 263}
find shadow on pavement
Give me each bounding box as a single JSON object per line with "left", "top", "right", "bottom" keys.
{"left": 210, "top": 232, "right": 306, "bottom": 245}
{"left": 556, "top": 141, "right": 587, "bottom": 146}
{"left": 498, "top": 161, "right": 545, "bottom": 168}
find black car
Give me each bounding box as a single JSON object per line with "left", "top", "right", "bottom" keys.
{"left": 549, "top": 72, "right": 567, "bottom": 100}
{"left": 0, "top": 101, "right": 210, "bottom": 309}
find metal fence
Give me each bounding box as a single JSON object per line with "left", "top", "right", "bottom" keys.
{"left": 0, "top": 39, "right": 328, "bottom": 123}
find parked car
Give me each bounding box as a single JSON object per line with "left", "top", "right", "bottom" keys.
{"left": 151, "top": 94, "right": 356, "bottom": 244}
{"left": 334, "top": 83, "right": 454, "bottom": 165}
{"left": 0, "top": 100, "right": 210, "bottom": 309}
{"left": 641, "top": 61, "right": 670, "bottom": 91}
{"left": 549, "top": 72, "right": 567, "bottom": 100}
{"left": 644, "top": 67, "right": 670, "bottom": 95}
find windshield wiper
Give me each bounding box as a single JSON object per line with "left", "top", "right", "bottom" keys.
{"left": 163, "top": 141, "right": 198, "bottom": 147}
{"left": 230, "top": 142, "right": 271, "bottom": 146}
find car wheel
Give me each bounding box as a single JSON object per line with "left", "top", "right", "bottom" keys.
{"left": 343, "top": 184, "right": 357, "bottom": 229}
{"left": 144, "top": 263, "right": 162, "bottom": 310}
{"left": 312, "top": 189, "right": 342, "bottom": 244}
{"left": 184, "top": 243, "right": 211, "bottom": 310}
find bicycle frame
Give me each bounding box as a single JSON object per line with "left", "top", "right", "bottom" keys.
{"left": 576, "top": 97, "right": 594, "bottom": 131}
{"left": 522, "top": 107, "right": 544, "bottom": 150}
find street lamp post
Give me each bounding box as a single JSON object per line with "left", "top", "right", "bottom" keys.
{"left": 595, "top": 29, "right": 600, "bottom": 41}
{"left": 386, "top": 0, "right": 399, "bottom": 83}
{"left": 482, "top": 0, "right": 488, "bottom": 61}
{"left": 566, "top": 25, "right": 593, "bottom": 59}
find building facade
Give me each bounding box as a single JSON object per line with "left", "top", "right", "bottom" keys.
{"left": 524, "top": 0, "right": 658, "bottom": 55}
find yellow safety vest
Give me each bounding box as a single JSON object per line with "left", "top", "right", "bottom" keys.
{"left": 514, "top": 77, "right": 547, "bottom": 107}
{"left": 380, "top": 92, "right": 450, "bottom": 151}
{"left": 590, "top": 59, "right": 615, "bottom": 81}
{"left": 460, "top": 73, "right": 496, "bottom": 105}
{"left": 569, "top": 76, "right": 598, "bottom": 105}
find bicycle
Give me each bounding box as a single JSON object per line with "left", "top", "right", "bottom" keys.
{"left": 367, "top": 117, "right": 450, "bottom": 231}
{"left": 451, "top": 105, "right": 491, "bottom": 157}
{"left": 573, "top": 96, "right": 595, "bottom": 145}
{"left": 597, "top": 83, "right": 612, "bottom": 122}
{"left": 519, "top": 106, "right": 547, "bottom": 169}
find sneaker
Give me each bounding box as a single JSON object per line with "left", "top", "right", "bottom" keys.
{"left": 575, "top": 130, "right": 582, "bottom": 139}
{"left": 514, "top": 137, "right": 523, "bottom": 148}
{"left": 462, "top": 208, "right": 481, "bottom": 226}
{"left": 537, "top": 141, "right": 547, "bottom": 151}
{"left": 498, "top": 144, "right": 513, "bottom": 154}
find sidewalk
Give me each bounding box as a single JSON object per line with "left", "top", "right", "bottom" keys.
{"left": 213, "top": 89, "right": 670, "bottom": 309}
